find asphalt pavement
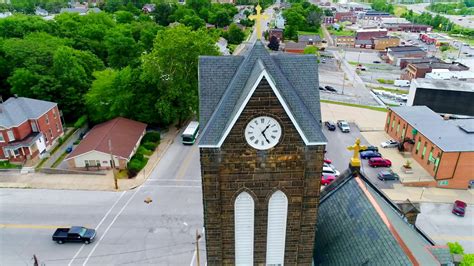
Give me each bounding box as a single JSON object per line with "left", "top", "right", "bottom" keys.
{"left": 0, "top": 130, "right": 205, "bottom": 266}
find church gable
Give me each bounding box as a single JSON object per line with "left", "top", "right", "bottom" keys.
{"left": 198, "top": 42, "right": 326, "bottom": 148}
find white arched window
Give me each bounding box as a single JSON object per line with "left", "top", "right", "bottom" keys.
{"left": 235, "top": 191, "right": 255, "bottom": 265}
{"left": 266, "top": 190, "right": 288, "bottom": 266}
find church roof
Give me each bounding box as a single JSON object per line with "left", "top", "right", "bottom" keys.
{"left": 198, "top": 41, "right": 326, "bottom": 147}
{"left": 313, "top": 170, "right": 450, "bottom": 265}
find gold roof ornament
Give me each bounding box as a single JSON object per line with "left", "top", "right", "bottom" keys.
{"left": 249, "top": 4, "right": 269, "bottom": 40}
{"left": 347, "top": 138, "right": 367, "bottom": 167}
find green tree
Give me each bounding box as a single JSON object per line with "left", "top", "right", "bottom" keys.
{"left": 142, "top": 26, "right": 219, "bottom": 125}
{"left": 152, "top": 3, "right": 177, "bottom": 26}
{"left": 225, "top": 23, "right": 245, "bottom": 44}
{"left": 180, "top": 14, "right": 206, "bottom": 30}
{"left": 0, "top": 15, "right": 57, "bottom": 38}
{"left": 115, "top": 10, "right": 135, "bottom": 24}
{"left": 104, "top": 25, "right": 142, "bottom": 68}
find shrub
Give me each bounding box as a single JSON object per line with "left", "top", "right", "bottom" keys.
{"left": 461, "top": 254, "right": 474, "bottom": 266}
{"left": 143, "top": 141, "right": 158, "bottom": 151}
{"left": 376, "top": 78, "right": 394, "bottom": 84}
{"left": 142, "top": 131, "right": 161, "bottom": 143}
{"left": 127, "top": 157, "right": 148, "bottom": 177}
{"left": 58, "top": 137, "right": 64, "bottom": 145}
{"left": 132, "top": 152, "right": 144, "bottom": 161}
{"left": 448, "top": 242, "right": 464, "bottom": 255}
{"left": 73, "top": 139, "right": 81, "bottom": 145}
{"left": 74, "top": 115, "right": 88, "bottom": 129}
{"left": 137, "top": 146, "right": 152, "bottom": 156}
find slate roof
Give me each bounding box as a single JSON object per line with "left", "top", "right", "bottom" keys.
{"left": 390, "top": 106, "right": 474, "bottom": 152}
{"left": 314, "top": 170, "right": 449, "bottom": 265}
{"left": 65, "top": 117, "right": 147, "bottom": 161}
{"left": 298, "top": 35, "right": 322, "bottom": 43}
{"left": 198, "top": 41, "right": 326, "bottom": 146}
{"left": 0, "top": 97, "right": 57, "bottom": 129}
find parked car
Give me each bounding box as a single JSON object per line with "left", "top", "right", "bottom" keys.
{"left": 381, "top": 139, "right": 399, "bottom": 148}
{"left": 324, "top": 158, "right": 332, "bottom": 164}
{"left": 325, "top": 121, "right": 336, "bottom": 131}
{"left": 360, "top": 150, "right": 382, "bottom": 159}
{"left": 368, "top": 158, "right": 392, "bottom": 168}
{"left": 319, "top": 86, "right": 325, "bottom": 91}
{"left": 337, "top": 120, "right": 350, "bottom": 133}
{"left": 377, "top": 170, "right": 399, "bottom": 181}
{"left": 373, "top": 60, "right": 381, "bottom": 64}
{"left": 359, "top": 145, "right": 378, "bottom": 152}
{"left": 321, "top": 174, "right": 336, "bottom": 185}
{"left": 52, "top": 226, "right": 96, "bottom": 244}
{"left": 65, "top": 146, "right": 73, "bottom": 153}
{"left": 452, "top": 200, "right": 467, "bottom": 217}
{"left": 323, "top": 166, "right": 340, "bottom": 177}
{"left": 324, "top": 85, "right": 337, "bottom": 92}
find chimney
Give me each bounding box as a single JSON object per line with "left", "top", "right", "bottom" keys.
{"left": 397, "top": 199, "right": 420, "bottom": 226}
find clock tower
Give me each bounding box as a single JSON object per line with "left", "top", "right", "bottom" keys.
{"left": 198, "top": 41, "right": 326, "bottom": 265}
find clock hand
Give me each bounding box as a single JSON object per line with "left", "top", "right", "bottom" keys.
{"left": 262, "top": 131, "right": 270, "bottom": 143}
{"left": 261, "top": 124, "right": 270, "bottom": 134}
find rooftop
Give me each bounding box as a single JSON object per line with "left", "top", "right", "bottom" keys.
{"left": 356, "top": 28, "right": 388, "bottom": 33}
{"left": 314, "top": 170, "right": 448, "bottom": 265}
{"left": 390, "top": 106, "right": 474, "bottom": 152}
{"left": 410, "top": 62, "right": 469, "bottom": 71}
{"left": 298, "top": 35, "right": 322, "bottom": 43}
{"left": 388, "top": 46, "right": 424, "bottom": 53}
{"left": 65, "top": 117, "right": 147, "bottom": 160}
{"left": 0, "top": 97, "right": 57, "bottom": 129}
{"left": 412, "top": 78, "right": 474, "bottom": 93}
{"left": 198, "top": 41, "right": 326, "bottom": 147}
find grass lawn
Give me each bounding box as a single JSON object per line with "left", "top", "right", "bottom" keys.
{"left": 0, "top": 161, "right": 21, "bottom": 169}
{"left": 449, "top": 35, "right": 474, "bottom": 46}
{"left": 51, "top": 152, "right": 67, "bottom": 168}
{"left": 368, "top": 85, "right": 408, "bottom": 95}
{"left": 328, "top": 28, "right": 354, "bottom": 36}
{"left": 320, "top": 100, "right": 388, "bottom": 112}
{"left": 393, "top": 5, "right": 408, "bottom": 17}
{"left": 298, "top": 27, "right": 324, "bottom": 38}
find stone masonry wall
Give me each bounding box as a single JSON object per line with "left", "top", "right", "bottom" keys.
{"left": 200, "top": 78, "right": 325, "bottom": 265}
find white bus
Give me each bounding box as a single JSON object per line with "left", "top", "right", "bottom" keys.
{"left": 182, "top": 121, "right": 199, "bottom": 145}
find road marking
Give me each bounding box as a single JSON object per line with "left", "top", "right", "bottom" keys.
{"left": 83, "top": 187, "right": 143, "bottom": 266}
{"left": 68, "top": 191, "right": 126, "bottom": 266}
{"left": 0, "top": 224, "right": 70, "bottom": 229}
{"left": 176, "top": 145, "right": 198, "bottom": 180}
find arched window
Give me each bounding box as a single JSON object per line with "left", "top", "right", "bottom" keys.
{"left": 266, "top": 191, "right": 288, "bottom": 265}
{"left": 235, "top": 191, "right": 254, "bottom": 265}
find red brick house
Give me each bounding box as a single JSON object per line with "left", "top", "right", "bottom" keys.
{"left": 65, "top": 117, "right": 147, "bottom": 170}
{"left": 0, "top": 96, "right": 64, "bottom": 162}
{"left": 334, "top": 11, "right": 356, "bottom": 24}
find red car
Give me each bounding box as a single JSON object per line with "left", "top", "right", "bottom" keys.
{"left": 368, "top": 158, "right": 392, "bottom": 167}
{"left": 321, "top": 174, "right": 336, "bottom": 185}
{"left": 324, "top": 158, "right": 332, "bottom": 164}
{"left": 452, "top": 200, "right": 467, "bottom": 217}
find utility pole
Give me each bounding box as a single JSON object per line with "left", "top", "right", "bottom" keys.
{"left": 342, "top": 72, "right": 346, "bottom": 95}
{"left": 195, "top": 229, "right": 201, "bottom": 266}
{"left": 108, "top": 139, "right": 118, "bottom": 190}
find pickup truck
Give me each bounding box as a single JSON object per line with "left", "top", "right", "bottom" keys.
{"left": 52, "top": 226, "right": 96, "bottom": 244}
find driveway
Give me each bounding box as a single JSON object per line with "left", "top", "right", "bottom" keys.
{"left": 42, "top": 126, "right": 87, "bottom": 169}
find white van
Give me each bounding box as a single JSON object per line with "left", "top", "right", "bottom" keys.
{"left": 394, "top": 80, "right": 410, "bottom": 87}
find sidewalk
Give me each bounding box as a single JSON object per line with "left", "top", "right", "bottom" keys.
{"left": 383, "top": 184, "right": 474, "bottom": 205}
{"left": 0, "top": 126, "right": 180, "bottom": 191}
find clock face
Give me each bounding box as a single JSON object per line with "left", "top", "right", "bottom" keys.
{"left": 245, "top": 116, "right": 282, "bottom": 150}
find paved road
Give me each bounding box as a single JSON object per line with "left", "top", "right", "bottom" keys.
{"left": 0, "top": 130, "right": 204, "bottom": 266}
{"left": 234, "top": 5, "right": 274, "bottom": 55}
{"left": 417, "top": 203, "right": 474, "bottom": 253}
{"left": 403, "top": 3, "right": 474, "bottom": 29}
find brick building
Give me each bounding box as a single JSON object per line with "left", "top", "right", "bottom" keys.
{"left": 0, "top": 96, "right": 63, "bottom": 162}
{"left": 268, "top": 28, "right": 283, "bottom": 42}
{"left": 283, "top": 41, "right": 306, "bottom": 54}
{"left": 355, "top": 28, "right": 387, "bottom": 41}
{"left": 372, "top": 36, "right": 400, "bottom": 50}
{"left": 298, "top": 34, "right": 322, "bottom": 45}
{"left": 322, "top": 16, "right": 334, "bottom": 25}
{"left": 401, "top": 62, "right": 469, "bottom": 80}
{"left": 386, "top": 106, "right": 473, "bottom": 189}
{"left": 198, "top": 41, "right": 326, "bottom": 264}
{"left": 419, "top": 33, "right": 450, "bottom": 47}
{"left": 334, "top": 35, "right": 355, "bottom": 47}
{"left": 398, "top": 57, "right": 443, "bottom": 69}
{"left": 334, "top": 11, "right": 357, "bottom": 23}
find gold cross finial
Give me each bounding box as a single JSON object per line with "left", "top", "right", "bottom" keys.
{"left": 249, "top": 4, "right": 269, "bottom": 40}
{"left": 347, "top": 138, "right": 367, "bottom": 167}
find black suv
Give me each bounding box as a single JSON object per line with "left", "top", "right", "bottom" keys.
{"left": 324, "top": 121, "right": 336, "bottom": 131}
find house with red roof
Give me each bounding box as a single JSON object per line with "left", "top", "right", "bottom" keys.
{"left": 0, "top": 96, "right": 64, "bottom": 162}
{"left": 65, "top": 117, "right": 147, "bottom": 170}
